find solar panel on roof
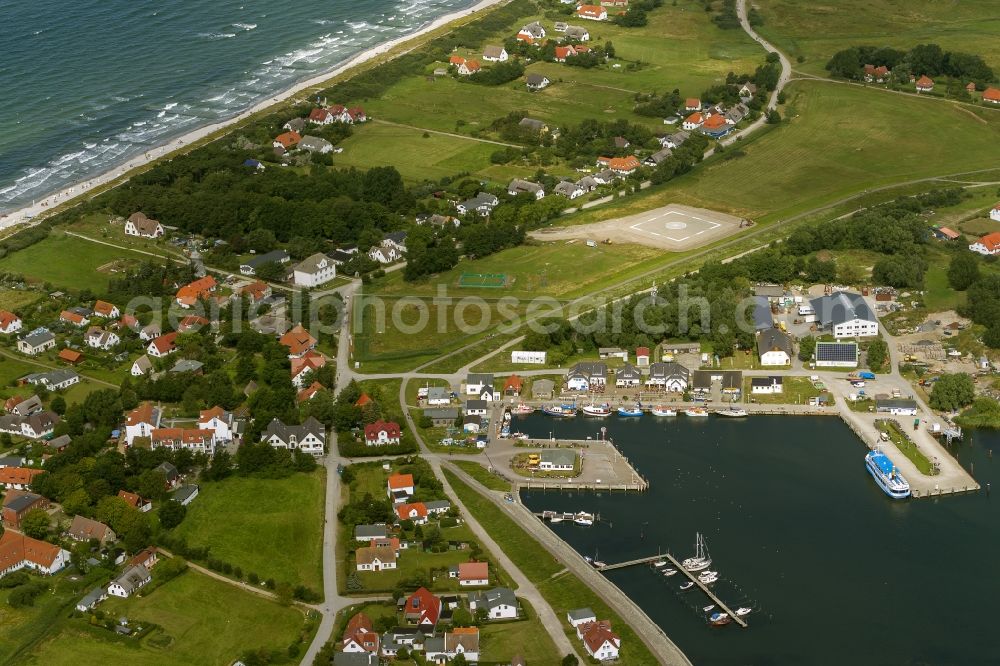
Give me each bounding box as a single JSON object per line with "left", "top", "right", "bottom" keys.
{"left": 816, "top": 342, "right": 857, "bottom": 362}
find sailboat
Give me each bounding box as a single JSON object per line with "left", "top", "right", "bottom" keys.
{"left": 682, "top": 532, "right": 712, "bottom": 572}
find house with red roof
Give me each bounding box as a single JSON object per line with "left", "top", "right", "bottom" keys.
{"left": 387, "top": 473, "right": 414, "bottom": 502}
{"left": 198, "top": 406, "right": 233, "bottom": 442}
{"left": 459, "top": 59, "right": 481, "bottom": 75}
{"left": 503, "top": 374, "right": 523, "bottom": 397}
{"left": 239, "top": 280, "right": 271, "bottom": 303}
{"left": 150, "top": 428, "right": 216, "bottom": 455}
{"left": 291, "top": 350, "right": 326, "bottom": 388}
{"left": 308, "top": 108, "right": 336, "bottom": 124}
{"left": 577, "top": 4, "right": 608, "bottom": 20}
{"left": 342, "top": 612, "right": 381, "bottom": 653}
{"left": 93, "top": 300, "right": 120, "bottom": 319}
{"left": 0, "top": 531, "right": 70, "bottom": 576}
{"left": 456, "top": 561, "right": 490, "bottom": 586}
{"left": 969, "top": 231, "right": 1000, "bottom": 256}
{"left": 915, "top": 75, "right": 934, "bottom": 92}
{"left": 682, "top": 112, "right": 704, "bottom": 130}
{"left": 147, "top": 331, "right": 178, "bottom": 357}
{"left": 177, "top": 315, "right": 209, "bottom": 333}
{"left": 355, "top": 392, "right": 373, "bottom": 408}
{"left": 554, "top": 45, "right": 578, "bottom": 62}
{"left": 684, "top": 98, "right": 701, "bottom": 111}
{"left": 603, "top": 156, "right": 640, "bottom": 174}
{"left": 984, "top": 87, "right": 1000, "bottom": 104}
{"left": 273, "top": 131, "right": 301, "bottom": 149}
{"left": 395, "top": 502, "right": 428, "bottom": 524}
{"left": 58, "top": 348, "right": 83, "bottom": 364}
{"left": 403, "top": 587, "right": 441, "bottom": 628}
{"left": 175, "top": 275, "right": 217, "bottom": 308}
{"left": 297, "top": 381, "right": 324, "bottom": 402}
{"left": 118, "top": 489, "right": 152, "bottom": 512}
{"left": 933, "top": 227, "right": 961, "bottom": 241}
{"left": 279, "top": 324, "right": 317, "bottom": 357}
{"left": 0, "top": 310, "right": 21, "bottom": 335}
{"left": 0, "top": 467, "right": 44, "bottom": 490}
{"left": 580, "top": 620, "right": 621, "bottom": 660}
{"left": 364, "top": 420, "right": 401, "bottom": 446}
{"left": 60, "top": 310, "right": 89, "bottom": 327}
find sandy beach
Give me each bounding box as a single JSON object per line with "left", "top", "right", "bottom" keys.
{"left": 0, "top": 0, "right": 507, "bottom": 232}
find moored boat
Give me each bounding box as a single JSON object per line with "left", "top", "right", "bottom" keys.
{"left": 542, "top": 404, "right": 576, "bottom": 417}
{"left": 617, "top": 403, "right": 643, "bottom": 417}
{"left": 651, "top": 406, "right": 677, "bottom": 416}
{"left": 716, "top": 407, "right": 748, "bottom": 417}
{"left": 662, "top": 568, "right": 677, "bottom": 577}
{"left": 582, "top": 403, "right": 612, "bottom": 417}
{"left": 574, "top": 511, "right": 595, "bottom": 526}
{"left": 679, "top": 581, "right": 694, "bottom": 591}
{"left": 735, "top": 607, "right": 752, "bottom": 617}
{"left": 865, "top": 448, "right": 911, "bottom": 499}
{"left": 512, "top": 403, "right": 534, "bottom": 415}
{"left": 684, "top": 407, "right": 708, "bottom": 417}
{"left": 682, "top": 532, "right": 712, "bottom": 572}
{"left": 709, "top": 612, "right": 732, "bottom": 626}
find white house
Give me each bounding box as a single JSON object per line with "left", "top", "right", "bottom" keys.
{"left": 85, "top": 327, "right": 120, "bottom": 350}
{"left": 293, "top": 253, "right": 337, "bottom": 288}
{"left": 465, "top": 373, "right": 494, "bottom": 396}
{"left": 576, "top": 5, "right": 608, "bottom": 20}
{"left": 464, "top": 400, "right": 488, "bottom": 417}
{"left": 581, "top": 622, "right": 621, "bottom": 661}
{"left": 261, "top": 417, "right": 326, "bottom": 455}
{"left": 468, "top": 587, "right": 518, "bottom": 619}
{"left": 198, "top": 406, "right": 233, "bottom": 442}
{"left": 107, "top": 564, "right": 152, "bottom": 598}
{"left": 426, "top": 387, "right": 451, "bottom": 406}
{"left": 364, "top": 420, "right": 401, "bottom": 446}
{"left": 815, "top": 342, "right": 859, "bottom": 368}
{"left": 368, "top": 246, "right": 400, "bottom": 264}
{"left": 482, "top": 45, "right": 508, "bottom": 62}
{"left": 876, "top": 399, "right": 918, "bottom": 416}
{"left": 990, "top": 204, "right": 1000, "bottom": 222}
{"left": 356, "top": 545, "right": 397, "bottom": 572}
{"left": 508, "top": 179, "right": 545, "bottom": 199}
{"left": 615, "top": 364, "right": 642, "bottom": 388}
{"left": 17, "top": 330, "right": 56, "bottom": 356}
{"left": 539, "top": 450, "right": 575, "bottom": 471}
{"left": 969, "top": 231, "right": 1000, "bottom": 256}
{"left": 124, "top": 213, "right": 164, "bottom": 238}
{"left": 130, "top": 355, "right": 152, "bottom": 376}
{"left": 511, "top": 350, "right": 546, "bottom": 364}
{"left": 0, "top": 532, "right": 70, "bottom": 577}
{"left": 568, "top": 608, "right": 597, "bottom": 628}
{"left": 25, "top": 369, "right": 80, "bottom": 391}
{"left": 757, "top": 328, "right": 793, "bottom": 366}
{"left": 810, "top": 292, "right": 878, "bottom": 339}
{"left": 565, "top": 362, "right": 607, "bottom": 391}
{"left": 0, "top": 311, "right": 22, "bottom": 335}
{"left": 750, "top": 376, "right": 783, "bottom": 395}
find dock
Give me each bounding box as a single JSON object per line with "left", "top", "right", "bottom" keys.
{"left": 597, "top": 553, "right": 665, "bottom": 571}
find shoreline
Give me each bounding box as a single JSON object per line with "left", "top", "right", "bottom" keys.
{"left": 0, "top": 0, "right": 507, "bottom": 230}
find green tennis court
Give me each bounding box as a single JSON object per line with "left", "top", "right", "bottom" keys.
{"left": 458, "top": 272, "right": 508, "bottom": 288}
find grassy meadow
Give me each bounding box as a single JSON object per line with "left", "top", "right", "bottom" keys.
{"left": 170, "top": 472, "right": 325, "bottom": 590}
{"left": 754, "top": 0, "right": 1000, "bottom": 76}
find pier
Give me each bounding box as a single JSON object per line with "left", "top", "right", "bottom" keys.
{"left": 596, "top": 553, "right": 665, "bottom": 571}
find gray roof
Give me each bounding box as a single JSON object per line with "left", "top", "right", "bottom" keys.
{"left": 355, "top": 524, "right": 388, "bottom": 539}
{"left": 554, "top": 181, "right": 582, "bottom": 196}
{"left": 757, "top": 328, "right": 792, "bottom": 356}
{"left": 12, "top": 395, "right": 43, "bottom": 417}
{"left": 21, "top": 330, "right": 55, "bottom": 347}
{"left": 540, "top": 449, "right": 576, "bottom": 466}
{"left": 616, "top": 363, "right": 642, "bottom": 380}
{"left": 666, "top": 131, "right": 690, "bottom": 146}
{"left": 466, "top": 399, "right": 487, "bottom": 410}
{"left": 3, "top": 492, "right": 43, "bottom": 513}
{"left": 112, "top": 564, "right": 151, "bottom": 595}
{"left": 508, "top": 178, "right": 543, "bottom": 194}
{"left": 333, "top": 652, "right": 378, "bottom": 666}
{"left": 568, "top": 361, "right": 607, "bottom": 379}
{"left": 293, "top": 252, "right": 331, "bottom": 274}
{"left": 242, "top": 250, "right": 290, "bottom": 269}
{"left": 876, "top": 398, "right": 918, "bottom": 410}
{"left": 483, "top": 45, "right": 506, "bottom": 59}
{"left": 172, "top": 485, "right": 199, "bottom": 503}
{"left": 576, "top": 175, "right": 600, "bottom": 189}
{"left": 645, "top": 147, "right": 672, "bottom": 164}
{"left": 648, "top": 361, "right": 689, "bottom": 380}
{"left": 155, "top": 461, "right": 179, "bottom": 480}
{"left": 810, "top": 292, "right": 876, "bottom": 327}
{"left": 751, "top": 295, "right": 773, "bottom": 331}
{"left": 526, "top": 73, "right": 549, "bottom": 86}
{"left": 519, "top": 117, "right": 546, "bottom": 131}
{"left": 467, "top": 373, "right": 494, "bottom": 387}
{"left": 753, "top": 284, "right": 784, "bottom": 298}
{"left": 423, "top": 407, "right": 459, "bottom": 419}
{"left": 568, "top": 607, "right": 596, "bottom": 621}
{"left": 427, "top": 387, "right": 450, "bottom": 400}
{"left": 425, "top": 500, "right": 451, "bottom": 512}
{"left": 691, "top": 370, "right": 742, "bottom": 390}
{"left": 0, "top": 454, "right": 26, "bottom": 467}
{"left": 521, "top": 22, "right": 545, "bottom": 38}
{"left": 77, "top": 586, "right": 107, "bottom": 609}
{"left": 468, "top": 586, "right": 516, "bottom": 610}
{"left": 565, "top": 25, "right": 589, "bottom": 38}
{"left": 531, "top": 379, "right": 555, "bottom": 396}
{"left": 262, "top": 416, "right": 326, "bottom": 444}
{"left": 298, "top": 135, "right": 333, "bottom": 152}
{"left": 751, "top": 375, "right": 783, "bottom": 387}
{"left": 170, "top": 359, "right": 204, "bottom": 374}
{"left": 459, "top": 192, "right": 498, "bottom": 212}
{"left": 47, "top": 434, "right": 72, "bottom": 449}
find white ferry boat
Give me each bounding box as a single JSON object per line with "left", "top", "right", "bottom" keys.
{"left": 865, "top": 448, "right": 911, "bottom": 499}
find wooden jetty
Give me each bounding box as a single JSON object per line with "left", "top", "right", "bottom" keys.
{"left": 597, "top": 553, "right": 748, "bottom": 628}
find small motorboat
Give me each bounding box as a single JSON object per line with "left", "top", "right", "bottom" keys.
{"left": 709, "top": 612, "right": 732, "bottom": 626}
{"left": 653, "top": 560, "right": 667, "bottom": 568}
{"left": 679, "top": 581, "right": 694, "bottom": 591}
{"left": 542, "top": 404, "right": 575, "bottom": 417}
{"left": 703, "top": 605, "right": 716, "bottom": 613}
{"left": 651, "top": 406, "right": 677, "bottom": 417}
{"left": 574, "top": 512, "right": 595, "bottom": 526}
{"left": 582, "top": 403, "right": 612, "bottom": 417}
{"left": 512, "top": 432, "right": 528, "bottom": 440}
{"left": 735, "top": 607, "right": 752, "bottom": 617}
{"left": 716, "top": 407, "right": 748, "bottom": 418}
{"left": 593, "top": 560, "right": 607, "bottom": 568}
{"left": 699, "top": 574, "right": 719, "bottom": 585}
{"left": 684, "top": 407, "right": 708, "bottom": 417}
{"left": 617, "top": 404, "right": 643, "bottom": 417}
{"left": 698, "top": 570, "right": 718, "bottom": 579}
{"left": 662, "top": 568, "right": 677, "bottom": 577}
{"left": 512, "top": 403, "right": 534, "bottom": 415}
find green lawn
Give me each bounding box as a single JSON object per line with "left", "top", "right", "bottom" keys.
{"left": 876, "top": 419, "right": 937, "bottom": 475}
{"left": 754, "top": 0, "right": 1000, "bottom": 75}
{"left": 0, "top": 288, "right": 44, "bottom": 313}
{"left": 445, "top": 469, "right": 659, "bottom": 665}
{"left": 23, "top": 570, "right": 311, "bottom": 666}
{"left": 744, "top": 376, "right": 823, "bottom": 404}
{"left": 452, "top": 460, "right": 512, "bottom": 492}
{"left": 171, "top": 472, "right": 325, "bottom": 590}
{"left": 480, "top": 598, "right": 562, "bottom": 663}
{"left": 0, "top": 231, "right": 153, "bottom": 294}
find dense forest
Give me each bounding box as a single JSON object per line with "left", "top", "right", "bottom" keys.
{"left": 826, "top": 43, "right": 995, "bottom": 85}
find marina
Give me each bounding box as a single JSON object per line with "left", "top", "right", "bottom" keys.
{"left": 519, "top": 415, "right": 1000, "bottom": 664}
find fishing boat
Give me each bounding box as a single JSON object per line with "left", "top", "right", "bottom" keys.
{"left": 651, "top": 406, "right": 677, "bottom": 416}
{"left": 617, "top": 403, "right": 643, "bottom": 417}
{"left": 735, "top": 607, "right": 752, "bottom": 617}
{"left": 542, "top": 404, "right": 576, "bottom": 417}
{"left": 662, "top": 568, "right": 677, "bottom": 577}
{"left": 582, "top": 403, "right": 612, "bottom": 417}
{"left": 716, "top": 407, "right": 748, "bottom": 418}
{"left": 709, "top": 612, "right": 732, "bottom": 626}
{"left": 865, "top": 448, "right": 911, "bottom": 499}
{"left": 679, "top": 581, "right": 694, "bottom": 591}
{"left": 512, "top": 432, "right": 528, "bottom": 440}
{"left": 684, "top": 407, "right": 708, "bottom": 417}
{"left": 682, "top": 533, "right": 712, "bottom": 572}
{"left": 574, "top": 512, "right": 595, "bottom": 526}
{"left": 512, "top": 403, "right": 534, "bottom": 415}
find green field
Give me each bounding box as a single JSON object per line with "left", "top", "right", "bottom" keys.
{"left": 755, "top": 0, "right": 1000, "bottom": 75}
{"left": 0, "top": 232, "right": 153, "bottom": 293}
{"left": 171, "top": 472, "right": 325, "bottom": 589}
{"left": 23, "top": 570, "right": 311, "bottom": 666}
{"left": 744, "top": 376, "right": 823, "bottom": 404}
{"left": 0, "top": 288, "right": 44, "bottom": 312}
{"left": 452, "top": 460, "right": 512, "bottom": 491}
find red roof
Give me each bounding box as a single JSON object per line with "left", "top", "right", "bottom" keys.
{"left": 516, "top": 33, "right": 534, "bottom": 44}
{"left": 685, "top": 112, "right": 703, "bottom": 125}
{"left": 581, "top": 621, "right": 621, "bottom": 654}
{"left": 404, "top": 587, "right": 441, "bottom": 625}
{"left": 297, "top": 381, "right": 324, "bottom": 402}
{"left": 577, "top": 5, "right": 605, "bottom": 17}
{"left": 450, "top": 55, "right": 466, "bottom": 65}
{"left": 58, "top": 348, "right": 82, "bottom": 364}
{"left": 984, "top": 87, "right": 1000, "bottom": 102}
{"left": 555, "top": 46, "right": 575, "bottom": 60}
{"left": 396, "top": 502, "right": 428, "bottom": 521}
{"left": 365, "top": 420, "right": 401, "bottom": 442}
{"left": 60, "top": 310, "right": 85, "bottom": 324}
{"left": 685, "top": 97, "right": 700, "bottom": 108}
{"left": 874, "top": 65, "right": 889, "bottom": 76}
{"left": 863, "top": 64, "right": 875, "bottom": 74}
{"left": 240, "top": 280, "right": 270, "bottom": 302}
{"left": 916, "top": 75, "right": 934, "bottom": 88}
{"left": 127, "top": 402, "right": 157, "bottom": 426}
{"left": 703, "top": 114, "right": 728, "bottom": 130}
{"left": 344, "top": 611, "right": 373, "bottom": 637}
{"left": 149, "top": 332, "right": 178, "bottom": 354}
{"left": 118, "top": 489, "right": 145, "bottom": 508}
{"left": 274, "top": 131, "right": 301, "bottom": 148}
{"left": 199, "top": 405, "right": 227, "bottom": 423}
{"left": 94, "top": 300, "right": 117, "bottom": 316}
{"left": 607, "top": 156, "right": 640, "bottom": 172}
{"left": 464, "top": 59, "right": 481, "bottom": 72}
{"left": 4, "top": 395, "right": 24, "bottom": 412}
{"left": 0, "top": 531, "right": 63, "bottom": 572}
{"left": 388, "top": 473, "right": 414, "bottom": 490}
{"left": 308, "top": 108, "right": 332, "bottom": 122}
{"left": 279, "top": 324, "right": 317, "bottom": 355}
{"left": 151, "top": 427, "right": 213, "bottom": 445}
{"left": 458, "top": 561, "right": 489, "bottom": 582}
{"left": 175, "top": 275, "right": 217, "bottom": 306}
{"left": 503, "top": 375, "right": 523, "bottom": 392}
{"left": 636, "top": 346, "right": 650, "bottom": 357}
{"left": 937, "top": 227, "right": 960, "bottom": 240}
{"left": 0, "top": 310, "right": 19, "bottom": 329}
{"left": 291, "top": 350, "right": 326, "bottom": 378}
{"left": 976, "top": 232, "right": 1000, "bottom": 252}
{"left": 0, "top": 467, "right": 43, "bottom": 487}
{"left": 355, "top": 392, "right": 373, "bottom": 407}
